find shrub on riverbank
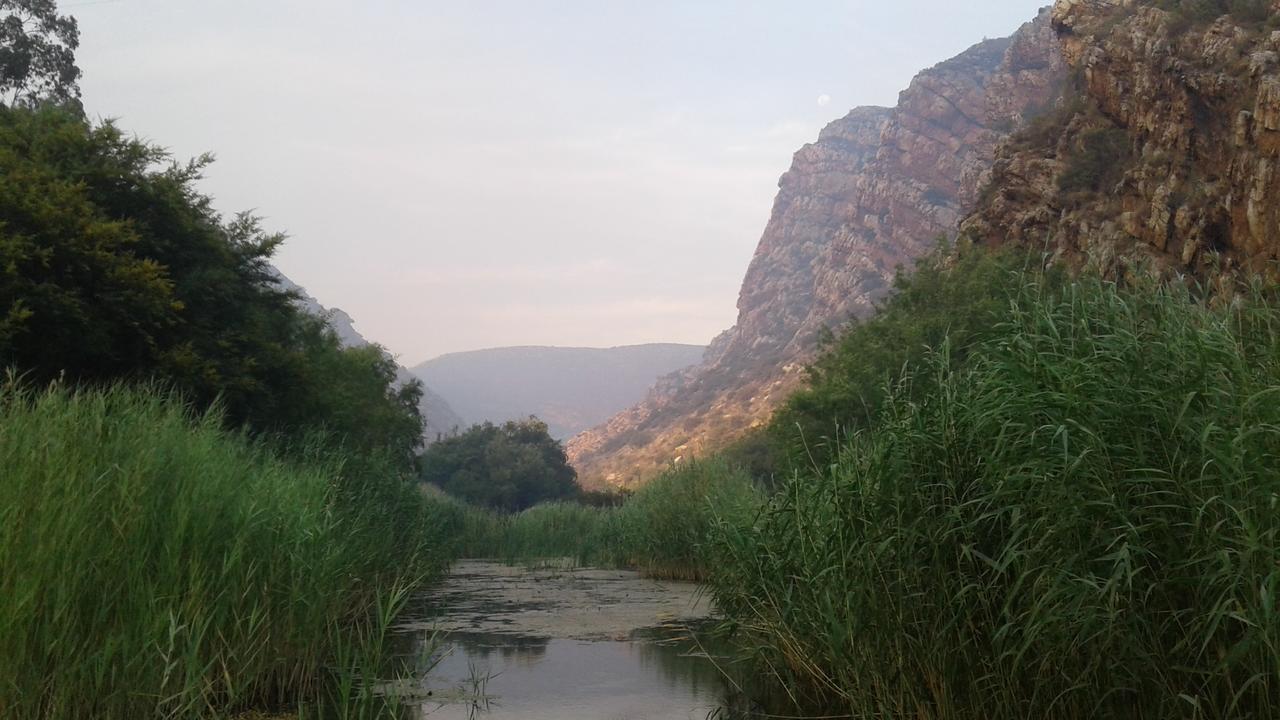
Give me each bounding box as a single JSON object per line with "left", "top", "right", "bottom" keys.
{"left": 0, "top": 383, "right": 454, "bottom": 719}
{"left": 708, "top": 274, "right": 1280, "bottom": 718}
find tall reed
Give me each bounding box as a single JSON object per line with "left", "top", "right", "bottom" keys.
{"left": 615, "top": 459, "right": 761, "bottom": 580}
{"left": 452, "top": 460, "right": 760, "bottom": 581}
{"left": 0, "top": 383, "right": 452, "bottom": 719}
{"left": 709, "top": 276, "right": 1280, "bottom": 718}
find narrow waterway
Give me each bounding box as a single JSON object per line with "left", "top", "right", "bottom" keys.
{"left": 395, "top": 560, "right": 745, "bottom": 719}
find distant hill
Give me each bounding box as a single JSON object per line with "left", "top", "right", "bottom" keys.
{"left": 272, "top": 272, "right": 464, "bottom": 441}
{"left": 411, "top": 344, "right": 706, "bottom": 440}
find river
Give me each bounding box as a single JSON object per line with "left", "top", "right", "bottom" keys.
{"left": 393, "top": 560, "right": 753, "bottom": 719}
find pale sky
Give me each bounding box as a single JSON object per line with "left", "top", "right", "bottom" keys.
{"left": 72, "top": 0, "right": 1044, "bottom": 364}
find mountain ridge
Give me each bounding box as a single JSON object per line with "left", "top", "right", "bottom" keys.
{"left": 411, "top": 343, "right": 705, "bottom": 441}
{"left": 567, "top": 9, "right": 1067, "bottom": 488}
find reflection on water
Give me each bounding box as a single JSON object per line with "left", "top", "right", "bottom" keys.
{"left": 396, "top": 561, "right": 757, "bottom": 720}
{"left": 413, "top": 627, "right": 729, "bottom": 719}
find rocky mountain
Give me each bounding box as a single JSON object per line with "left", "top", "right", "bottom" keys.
{"left": 272, "top": 273, "right": 464, "bottom": 442}
{"left": 963, "top": 0, "right": 1280, "bottom": 281}
{"left": 410, "top": 344, "right": 705, "bottom": 440}
{"left": 567, "top": 10, "right": 1067, "bottom": 488}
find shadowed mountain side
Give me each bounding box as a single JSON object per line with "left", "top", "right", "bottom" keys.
{"left": 410, "top": 344, "right": 706, "bottom": 441}
{"left": 567, "top": 9, "right": 1066, "bottom": 489}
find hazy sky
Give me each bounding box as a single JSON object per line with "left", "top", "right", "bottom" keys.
{"left": 73, "top": 0, "right": 1043, "bottom": 364}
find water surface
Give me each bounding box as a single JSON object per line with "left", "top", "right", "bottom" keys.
{"left": 397, "top": 560, "right": 739, "bottom": 719}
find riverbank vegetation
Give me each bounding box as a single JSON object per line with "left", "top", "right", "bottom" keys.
{"left": 8, "top": 2, "right": 1280, "bottom": 716}
{"left": 0, "top": 383, "right": 455, "bottom": 719}
{"left": 451, "top": 459, "right": 759, "bottom": 581}
{"left": 455, "top": 245, "right": 1280, "bottom": 718}
{"left": 419, "top": 418, "right": 579, "bottom": 511}
{"left": 0, "top": 11, "right": 449, "bottom": 715}
{"left": 711, "top": 267, "right": 1280, "bottom": 718}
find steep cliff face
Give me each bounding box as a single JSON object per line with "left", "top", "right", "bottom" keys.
{"left": 568, "top": 10, "right": 1066, "bottom": 488}
{"left": 964, "top": 0, "right": 1280, "bottom": 280}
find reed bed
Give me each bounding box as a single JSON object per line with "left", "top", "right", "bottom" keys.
{"left": 614, "top": 460, "right": 760, "bottom": 581}
{"left": 707, "top": 276, "right": 1280, "bottom": 718}
{"left": 0, "top": 384, "right": 454, "bottom": 719}
{"left": 454, "top": 460, "right": 760, "bottom": 581}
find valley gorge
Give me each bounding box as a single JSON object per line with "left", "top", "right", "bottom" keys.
{"left": 570, "top": 0, "right": 1280, "bottom": 488}
{"left": 568, "top": 8, "right": 1067, "bottom": 487}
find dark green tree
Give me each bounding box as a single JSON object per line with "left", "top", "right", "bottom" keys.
{"left": 0, "top": 0, "right": 80, "bottom": 108}
{"left": 420, "top": 418, "right": 578, "bottom": 511}
{"left": 0, "top": 104, "right": 423, "bottom": 468}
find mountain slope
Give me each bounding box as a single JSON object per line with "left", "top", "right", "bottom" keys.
{"left": 963, "top": 0, "right": 1280, "bottom": 279}
{"left": 272, "top": 273, "right": 464, "bottom": 441}
{"left": 410, "top": 344, "right": 705, "bottom": 440}
{"left": 567, "top": 10, "right": 1066, "bottom": 488}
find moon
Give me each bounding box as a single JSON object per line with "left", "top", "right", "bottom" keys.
{"left": 817, "top": 94, "right": 831, "bottom": 107}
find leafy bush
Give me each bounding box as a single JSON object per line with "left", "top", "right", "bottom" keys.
{"left": 420, "top": 418, "right": 578, "bottom": 512}
{"left": 1057, "top": 126, "right": 1131, "bottom": 195}
{"left": 710, "top": 274, "right": 1280, "bottom": 718}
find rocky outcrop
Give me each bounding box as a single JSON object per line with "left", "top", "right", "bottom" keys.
{"left": 963, "top": 1, "right": 1280, "bottom": 280}
{"left": 568, "top": 10, "right": 1067, "bottom": 488}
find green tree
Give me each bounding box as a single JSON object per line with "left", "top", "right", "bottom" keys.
{"left": 0, "top": 0, "right": 80, "bottom": 108}
{"left": 0, "top": 104, "right": 423, "bottom": 468}
{"left": 420, "top": 418, "right": 578, "bottom": 511}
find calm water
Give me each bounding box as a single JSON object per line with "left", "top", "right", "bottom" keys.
{"left": 395, "top": 560, "right": 749, "bottom": 720}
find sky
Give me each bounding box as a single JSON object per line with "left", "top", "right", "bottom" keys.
{"left": 72, "top": 0, "right": 1045, "bottom": 365}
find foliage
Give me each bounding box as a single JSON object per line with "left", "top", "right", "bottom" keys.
{"left": 0, "top": 0, "right": 80, "bottom": 108}
{"left": 615, "top": 459, "right": 760, "bottom": 580}
{"left": 1156, "top": 0, "right": 1271, "bottom": 27}
{"left": 448, "top": 459, "right": 760, "bottom": 580}
{"left": 455, "top": 501, "right": 623, "bottom": 567}
{"left": 709, "top": 273, "right": 1280, "bottom": 718}
{"left": 770, "top": 242, "right": 1051, "bottom": 472}
{"left": 1057, "top": 126, "right": 1132, "bottom": 196}
{"left": 577, "top": 487, "right": 633, "bottom": 508}
{"left": 0, "top": 383, "right": 454, "bottom": 719}
{"left": 0, "top": 105, "right": 423, "bottom": 465}
{"left": 421, "top": 418, "right": 578, "bottom": 512}
{"left": 718, "top": 427, "right": 786, "bottom": 491}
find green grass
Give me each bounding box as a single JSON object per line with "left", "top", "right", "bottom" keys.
{"left": 0, "top": 383, "right": 456, "bottom": 719}
{"left": 707, "top": 274, "right": 1280, "bottom": 718}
